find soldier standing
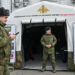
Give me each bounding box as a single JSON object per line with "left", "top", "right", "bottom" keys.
{"left": 0, "top": 7, "right": 16, "bottom": 75}
{"left": 41, "top": 26, "right": 57, "bottom": 73}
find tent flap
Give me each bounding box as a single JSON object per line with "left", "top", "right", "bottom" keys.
{"left": 22, "top": 18, "right": 65, "bottom": 24}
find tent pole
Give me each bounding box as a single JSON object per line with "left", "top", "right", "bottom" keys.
{"left": 30, "top": 19, "right": 32, "bottom": 26}
{"left": 55, "top": 18, "right": 56, "bottom": 25}
{"left": 42, "top": 18, "right": 44, "bottom": 26}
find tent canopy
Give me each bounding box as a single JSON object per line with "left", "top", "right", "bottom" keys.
{"left": 7, "top": 1, "right": 75, "bottom": 54}
{"left": 7, "top": 1, "right": 75, "bottom": 24}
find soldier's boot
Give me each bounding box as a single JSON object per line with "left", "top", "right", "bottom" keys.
{"left": 41, "top": 67, "right": 46, "bottom": 72}
{"left": 53, "top": 68, "right": 56, "bottom": 73}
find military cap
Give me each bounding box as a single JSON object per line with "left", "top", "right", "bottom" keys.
{"left": 0, "top": 7, "right": 9, "bottom": 16}
{"left": 45, "top": 26, "right": 51, "bottom": 31}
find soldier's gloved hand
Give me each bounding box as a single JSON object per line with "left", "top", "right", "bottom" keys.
{"left": 46, "top": 45, "right": 51, "bottom": 48}
{"left": 10, "top": 34, "right": 16, "bottom": 40}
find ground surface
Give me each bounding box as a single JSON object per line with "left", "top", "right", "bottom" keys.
{"left": 10, "top": 70, "right": 75, "bottom": 75}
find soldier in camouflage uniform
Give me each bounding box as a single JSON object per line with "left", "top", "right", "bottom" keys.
{"left": 41, "top": 26, "right": 57, "bottom": 73}
{"left": 0, "top": 7, "right": 16, "bottom": 75}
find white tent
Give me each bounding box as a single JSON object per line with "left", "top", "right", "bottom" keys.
{"left": 7, "top": 1, "right": 75, "bottom": 69}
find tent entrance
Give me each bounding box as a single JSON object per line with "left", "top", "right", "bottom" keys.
{"left": 21, "top": 22, "right": 68, "bottom": 70}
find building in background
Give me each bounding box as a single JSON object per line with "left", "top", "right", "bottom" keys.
{"left": 0, "top": 0, "right": 75, "bottom": 12}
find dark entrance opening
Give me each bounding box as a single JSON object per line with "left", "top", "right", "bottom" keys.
{"left": 21, "top": 22, "right": 68, "bottom": 70}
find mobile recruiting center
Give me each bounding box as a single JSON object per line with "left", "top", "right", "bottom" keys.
{"left": 7, "top": 1, "right": 75, "bottom": 70}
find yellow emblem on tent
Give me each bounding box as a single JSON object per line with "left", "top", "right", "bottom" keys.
{"left": 37, "top": 5, "right": 49, "bottom": 14}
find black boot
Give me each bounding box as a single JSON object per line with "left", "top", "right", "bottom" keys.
{"left": 41, "top": 67, "right": 46, "bottom": 72}
{"left": 53, "top": 68, "right": 56, "bottom": 73}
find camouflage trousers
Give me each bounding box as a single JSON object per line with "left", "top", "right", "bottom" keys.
{"left": 42, "top": 52, "right": 56, "bottom": 69}
{"left": 0, "top": 64, "right": 10, "bottom": 75}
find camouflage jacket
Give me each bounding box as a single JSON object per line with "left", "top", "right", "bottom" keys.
{"left": 41, "top": 34, "right": 57, "bottom": 54}
{"left": 0, "top": 22, "right": 11, "bottom": 64}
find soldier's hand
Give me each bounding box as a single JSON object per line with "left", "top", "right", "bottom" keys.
{"left": 48, "top": 45, "right": 51, "bottom": 48}
{"left": 46, "top": 45, "right": 51, "bottom": 48}
{"left": 10, "top": 34, "right": 16, "bottom": 40}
